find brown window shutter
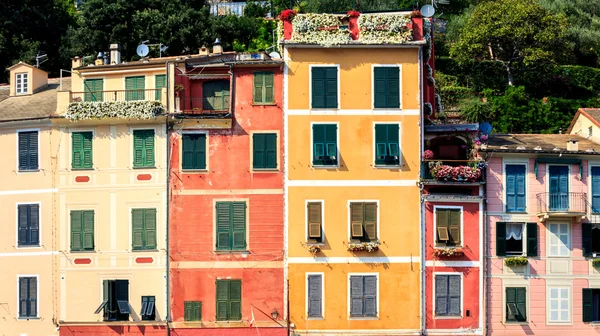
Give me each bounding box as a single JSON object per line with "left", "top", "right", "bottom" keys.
{"left": 448, "top": 209, "right": 461, "bottom": 244}
{"left": 307, "top": 202, "right": 322, "bottom": 239}
{"left": 364, "top": 202, "right": 377, "bottom": 240}
{"left": 436, "top": 209, "right": 448, "bottom": 244}
{"left": 351, "top": 203, "right": 364, "bottom": 238}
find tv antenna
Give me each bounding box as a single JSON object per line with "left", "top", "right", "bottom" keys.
{"left": 35, "top": 52, "right": 48, "bottom": 68}
{"left": 139, "top": 40, "right": 169, "bottom": 58}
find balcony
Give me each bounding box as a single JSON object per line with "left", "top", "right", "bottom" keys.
{"left": 536, "top": 192, "right": 587, "bottom": 221}
{"left": 70, "top": 89, "right": 163, "bottom": 102}
{"left": 421, "top": 160, "right": 484, "bottom": 184}
{"left": 176, "top": 96, "right": 231, "bottom": 117}
{"left": 63, "top": 89, "right": 165, "bottom": 121}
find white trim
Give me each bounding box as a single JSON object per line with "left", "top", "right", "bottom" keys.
{"left": 287, "top": 256, "right": 417, "bottom": 264}
{"left": 0, "top": 251, "right": 57, "bottom": 257}
{"left": 17, "top": 274, "right": 40, "bottom": 319}
{"left": 304, "top": 200, "right": 324, "bottom": 244}
{"left": 305, "top": 272, "right": 325, "bottom": 320}
{"left": 433, "top": 205, "right": 464, "bottom": 248}
{"left": 286, "top": 109, "right": 420, "bottom": 115}
{"left": 372, "top": 122, "right": 402, "bottom": 168}
{"left": 180, "top": 130, "right": 209, "bottom": 172}
{"left": 15, "top": 202, "right": 42, "bottom": 249}
{"left": 546, "top": 285, "right": 572, "bottom": 324}
{"left": 287, "top": 180, "right": 418, "bottom": 187}
{"left": 308, "top": 64, "right": 340, "bottom": 110}
{"left": 68, "top": 128, "right": 96, "bottom": 170}
{"left": 0, "top": 188, "right": 57, "bottom": 196}
{"left": 347, "top": 200, "right": 380, "bottom": 241}
{"left": 80, "top": 67, "right": 165, "bottom": 76}
{"left": 15, "top": 72, "right": 28, "bottom": 95}
{"left": 432, "top": 272, "right": 464, "bottom": 319}
{"left": 309, "top": 121, "right": 340, "bottom": 169}
{"left": 425, "top": 260, "right": 481, "bottom": 267}
{"left": 502, "top": 159, "right": 529, "bottom": 213}
{"left": 16, "top": 128, "right": 41, "bottom": 173}
{"left": 347, "top": 272, "right": 379, "bottom": 320}
{"left": 371, "top": 64, "right": 402, "bottom": 110}
{"left": 546, "top": 222, "right": 571, "bottom": 257}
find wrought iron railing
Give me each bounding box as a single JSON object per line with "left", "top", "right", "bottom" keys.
{"left": 536, "top": 192, "right": 587, "bottom": 213}
{"left": 421, "top": 160, "right": 484, "bottom": 182}
{"left": 70, "top": 89, "right": 163, "bottom": 102}
{"left": 177, "top": 96, "right": 230, "bottom": 115}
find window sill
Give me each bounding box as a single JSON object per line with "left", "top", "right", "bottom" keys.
{"left": 311, "top": 164, "right": 339, "bottom": 170}
{"left": 306, "top": 242, "right": 325, "bottom": 246}
{"left": 374, "top": 164, "right": 400, "bottom": 169}
{"left": 307, "top": 317, "right": 324, "bottom": 320}
{"left": 214, "top": 250, "right": 250, "bottom": 254}
{"left": 16, "top": 245, "right": 41, "bottom": 249}
{"left": 182, "top": 169, "right": 208, "bottom": 173}
{"left": 252, "top": 102, "right": 277, "bottom": 106}
{"left": 132, "top": 249, "right": 158, "bottom": 252}
{"left": 434, "top": 316, "right": 462, "bottom": 320}
{"left": 505, "top": 321, "right": 528, "bottom": 325}
{"left": 505, "top": 211, "right": 528, "bottom": 214}
{"left": 71, "top": 167, "right": 94, "bottom": 171}
{"left": 252, "top": 168, "right": 279, "bottom": 172}
{"left": 18, "top": 317, "right": 40, "bottom": 320}
{"left": 133, "top": 166, "right": 156, "bottom": 170}
{"left": 70, "top": 250, "right": 95, "bottom": 253}
{"left": 348, "top": 317, "right": 378, "bottom": 320}
{"left": 18, "top": 169, "right": 40, "bottom": 173}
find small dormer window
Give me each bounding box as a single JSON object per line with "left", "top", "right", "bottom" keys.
{"left": 16, "top": 73, "right": 28, "bottom": 94}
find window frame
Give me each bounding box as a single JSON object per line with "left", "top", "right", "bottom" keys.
{"left": 310, "top": 122, "right": 340, "bottom": 169}
{"left": 347, "top": 200, "right": 379, "bottom": 242}
{"left": 306, "top": 272, "right": 325, "bottom": 320}
{"left": 16, "top": 72, "right": 28, "bottom": 95}
{"left": 17, "top": 274, "right": 39, "bottom": 319}
{"left": 184, "top": 301, "right": 202, "bottom": 321}
{"left": 305, "top": 200, "right": 325, "bottom": 244}
{"left": 155, "top": 74, "right": 166, "bottom": 101}
{"left": 16, "top": 129, "right": 40, "bottom": 172}
{"left": 504, "top": 163, "right": 527, "bottom": 212}
{"left": 71, "top": 130, "right": 94, "bottom": 170}
{"left": 131, "top": 128, "right": 156, "bottom": 169}
{"left": 215, "top": 279, "right": 242, "bottom": 321}
{"left": 98, "top": 279, "right": 130, "bottom": 322}
{"left": 309, "top": 64, "right": 340, "bottom": 110}
{"left": 371, "top": 64, "right": 402, "bottom": 110}
{"left": 505, "top": 222, "right": 525, "bottom": 256}
{"left": 181, "top": 130, "right": 208, "bottom": 172}
{"left": 546, "top": 164, "right": 571, "bottom": 210}
{"left": 547, "top": 285, "right": 571, "bottom": 324}
{"left": 433, "top": 205, "right": 464, "bottom": 248}
{"left": 347, "top": 273, "right": 379, "bottom": 320}
{"left": 547, "top": 222, "right": 570, "bottom": 257}
{"left": 16, "top": 202, "right": 41, "bottom": 248}
{"left": 130, "top": 208, "right": 158, "bottom": 251}
{"left": 373, "top": 122, "right": 401, "bottom": 167}
{"left": 433, "top": 272, "right": 463, "bottom": 319}
{"left": 252, "top": 71, "right": 275, "bottom": 105}
{"left": 213, "top": 200, "right": 249, "bottom": 252}
{"left": 69, "top": 209, "right": 95, "bottom": 252}
{"left": 251, "top": 131, "right": 279, "bottom": 171}
{"left": 504, "top": 286, "right": 528, "bottom": 323}
{"left": 140, "top": 295, "right": 156, "bottom": 321}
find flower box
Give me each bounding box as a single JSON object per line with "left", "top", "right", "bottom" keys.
{"left": 66, "top": 100, "right": 164, "bottom": 121}
{"left": 432, "top": 247, "right": 464, "bottom": 258}
{"left": 504, "top": 256, "right": 528, "bottom": 266}
{"left": 428, "top": 162, "right": 482, "bottom": 182}
{"left": 592, "top": 258, "right": 600, "bottom": 266}
{"left": 347, "top": 241, "right": 380, "bottom": 252}
{"left": 307, "top": 245, "right": 321, "bottom": 254}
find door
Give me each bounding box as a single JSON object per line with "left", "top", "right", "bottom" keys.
{"left": 549, "top": 166, "right": 569, "bottom": 211}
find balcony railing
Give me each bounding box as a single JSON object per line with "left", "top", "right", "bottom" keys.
{"left": 70, "top": 89, "right": 163, "bottom": 102}
{"left": 210, "top": 1, "right": 271, "bottom": 17}
{"left": 536, "top": 192, "right": 587, "bottom": 214}
{"left": 177, "top": 96, "right": 230, "bottom": 116}
{"left": 421, "top": 160, "right": 484, "bottom": 183}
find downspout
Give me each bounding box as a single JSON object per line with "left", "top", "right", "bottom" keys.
{"left": 229, "top": 64, "right": 234, "bottom": 116}
{"left": 418, "top": 43, "right": 426, "bottom": 336}
{"left": 165, "top": 60, "right": 173, "bottom": 336}
{"left": 482, "top": 168, "right": 488, "bottom": 336}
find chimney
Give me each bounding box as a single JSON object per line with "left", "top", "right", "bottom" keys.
{"left": 95, "top": 52, "right": 104, "bottom": 66}
{"left": 110, "top": 44, "right": 121, "bottom": 64}
{"left": 567, "top": 139, "right": 579, "bottom": 151}
{"left": 72, "top": 56, "right": 83, "bottom": 69}
{"left": 212, "top": 38, "right": 222, "bottom": 55}
{"left": 199, "top": 45, "right": 209, "bottom": 57}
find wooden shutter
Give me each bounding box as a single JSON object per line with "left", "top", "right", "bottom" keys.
{"left": 593, "top": 167, "right": 600, "bottom": 212}
{"left": 583, "top": 288, "right": 593, "bottom": 322}
{"left": 27, "top": 131, "right": 38, "bottom": 170}
{"left": 193, "top": 302, "right": 202, "bottom": 321}
{"left": 307, "top": 202, "right": 322, "bottom": 240}
{"left": 133, "top": 131, "right": 145, "bottom": 167}
{"left": 583, "top": 223, "right": 593, "bottom": 257}
{"left": 435, "top": 275, "right": 448, "bottom": 315}
{"left": 125, "top": 77, "right": 135, "bottom": 101}
{"left": 526, "top": 222, "right": 538, "bottom": 257}
{"left": 264, "top": 72, "right": 274, "bottom": 103}
{"left": 84, "top": 79, "right": 103, "bottom": 101}
{"left": 231, "top": 202, "right": 246, "bottom": 250}
{"left": 253, "top": 134, "right": 265, "bottom": 169}
{"left": 349, "top": 276, "right": 363, "bottom": 317}
{"left": 19, "top": 277, "right": 28, "bottom": 317}
{"left": 82, "top": 132, "right": 93, "bottom": 168}
{"left": 228, "top": 280, "right": 242, "bottom": 320}
{"left": 265, "top": 133, "right": 277, "bottom": 169}
{"left": 28, "top": 277, "right": 37, "bottom": 317}
{"left": 506, "top": 165, "right": 517, "bottom": 211}
{"left": 312, "top": 124, "right": 325, "bottom": 165}
{"left": 363, "top": 276, "right": 377, "bottom": 317}
{"left": 386, "top": 124, "right": 400, "bottom": 160}
{"left": 102, "top": 280, "right": 110, "bottom": 320}
{"left": 253, "top": 72, "right": 264, "bottom": 103}
{"left": 447, "top": 275, "right": 461, "bottom": 316}
{"left": 364, "top": 203, "right": 377, "bottom": 241}
{"left": 216, "top": 280, "right": 229, "bottom": 320}
{"left": 203, "top": 80, "right": 229, "bottom": 110}
{"left": 324, "top": 67, "right": 337, "bottom": 108}
{"left": 82, "top": 210, "right": 94, "bottom": 250}
{"left": 185, "top": 301, "right": 201, "bottom": 321}
{"left": 436, "top": 209, "right": 448, "bottom": 245}
{"left": 448, "top": 209, "right": 461, "bottom": 244}
{"left": 144, "top": 131, "right": 155, "bottom": 166}
{"left": 307, "top": 275, "right": 322, "bottom": 317}
{"left": 72, "top": 132, "right": 83, "bottom": 168}
{"left": 324, "top": 125, "right": 337, "bottom": 160}
{"left": 182, "top": 133, "right": 206, "bottom": 170}
{"left": 506, "top": 287, "right": 517, "bottom": 321}
{"left": 516, "top": 167, "right": 526, "bottom": 211}
{"left": 311, "top": 68, "right": 325, "bottom": 108}
{"left": 496, "top": 222, "right": 507, "bottom": 256}
{"left": 145, "top": 209, "right": 157, "bottom": 249}
{"left": 350, "top": 203, "right": 364, "bottom": 238}
{"left": 216, "top": 202, "right": 232, "bottom": 250}
{"left": 155, "top": 75, "right": 166, "bottom": 100}
{"left": 18, "top": 132, "right": 29, "bottom": 170}
{"left": 29, "top": 205, "right": 39, "bottom": 245}
{"left": 516, "top": 287, "right": 526, "bottom": 321}
{"left": 374, "top": 124, "right": 387, "bottom": 164}
{"left": 115, "top": 280, "right": 129, "bottom": 319}
{"left": 18, "top": 205, "right": 28, "bottom": 246}
{"left": 71, "top": 211, "right": 83, "bottom": 251}
{"left": 132, "top": 209, "right": 144, "bottom": 250}
{"left": 386, "top": 67, "right": 400, "bottom": 108}
{"left": 373, "top": 67, "right": 387, "bottom": 108}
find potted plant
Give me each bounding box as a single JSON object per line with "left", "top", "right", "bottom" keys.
{"left": 432, "top": 247, "right": 464, "bottom": 258}
{"left": 591, "top": 258, "right": 600, "bottom": 266}
{"left": 347, "top": 241, "right": 380, "bottom": 252}
{"left": 504, "top": 256, "right": 528, "bottom": 266}
{"left": 307, "top": 245, "right": 321, "bottom": 254}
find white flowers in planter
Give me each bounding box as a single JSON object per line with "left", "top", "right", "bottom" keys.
{"left": 358, "top": 13, "right": 413, "bottom": 44}
{"left": 66, "top": 101, "right": 164, "bottom": 121}
{"left": 291, "top": 13, "right": 350, "bottom": 47}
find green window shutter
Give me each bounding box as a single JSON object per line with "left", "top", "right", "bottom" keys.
{"left": 82, "top": 132, "right": 93, "bottom": 168}
{"left": 145, "top": 209, "right": 157, "bottom": 249}
{"left": 311, "top": 68, "right": 325, "bottom": 108}
{"left": 583, "top": 288, "right": 593, "bottom": 322}
{"left": 133, "top": 130, "right": 154, "bottom": 168}
{"left": 144, "top": 131, "right": 155, "bottom": 166}
{"left": 203, "top": 80, "right": 230, "bottom": 111}
{"left": 373, "top": 67, "right": 387, "bottom": 108}
{"left": 253, "top": 134, "right": 265, "bottom": 169}
{"left": 184, "top": 302, "right": 192, "bottom": 321}
{"left": 253, "top": 72, "right": 264, "bottom": 103}
{"left": 182, "top": 133, "right": 206, "bottom": 170}
{"left": 71, "top": 211, "right": 83, "bottom": 251}
{"left": 194, "top": 302, "right": 202, "bottom": 321}
{"left": 582, "top": 223, "right": 592, "bottom": 257}
{"left": 496, "top": 222, "right": 507, "bottom": 256}
{"left": 526, "top": 222, "right": 538, "bottom": 257}
{"left": 516, "top": 288, "right": 527, "bottom": 322}
{"left": 82, "top": 210, "right": 94, "bottom": 250}
{"left": 374, "top": 124, "right": 400, "bottom": 165}
{"left": 363, "top": 202, "right": 377, "bottom": 241}
{"left": 228, "top": 280, "right": 242, "bottom": 320}
{"left": 312, "top": 124, "right": 325, "bottom": 165}
{"left": 374, "top": 124, "right": 387, "bottom": 165}
{"left": 448, "top": 209, "right": 461, "bottom": 244}
{"left": 184, "top": 301, "right": 202, "bottom": 321}
{"left": 216, "top": 202, "right": 232, "bottom": 250}
{"left": 132, "top": 209, "right": 144, "bottom": 250}
{"left": 155, "top": 75, "right": 166, "bottom": 101}
{"left": 265, "top": 133, "right": 277, "bottom": 169}
{"left": 506, "top": 287, "right": 517, "bottom": 321}
{"left": 324, "top": 124, "right": 337, "bottom": 165}
{"left": 126, "top": 76, "right": 145, "bottom": 101}
{"left": 264, "top": 72, "right": 274, "bottom": 103}
{"left": 386, "top": 67, "right": 400, "bottom": 108}
{"left": 216, "top": 280, "right": 229, "bottom": 320}
{"left": 231, "top": 202, "right": 246, "bottom": 250}
{"left": 73, "top": 132, "right": 93, "bottom": 169}
{"left": 324, "top": 67, "right": 337, "bottom": 108}
{"left": 84, "top": 79, "right": 103, "bottom": 102}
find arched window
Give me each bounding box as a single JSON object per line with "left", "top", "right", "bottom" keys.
{"left": 202, "top": 80, "right": 230, "bottom": 111}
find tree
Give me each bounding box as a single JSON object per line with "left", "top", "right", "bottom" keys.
{"left": 450, "top": 0, "right": 568, "bottom": 86}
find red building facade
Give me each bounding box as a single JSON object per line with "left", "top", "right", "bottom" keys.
{"left": 168, "top": 51, "right": 286, "bottom": 336}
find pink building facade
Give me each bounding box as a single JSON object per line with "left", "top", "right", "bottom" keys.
{"left": 483, "top": 134, "right": 600, "bottom": 335}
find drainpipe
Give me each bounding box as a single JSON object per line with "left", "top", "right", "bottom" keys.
{"left": 229, "top": 64, "right": 234, "bottom": 116}
{"left": 482, "top": 168, "right": 488, "bottom": 336}
{"left": 418, "top": 43, "right": 426, "bottom": 336}
{"left": 165, "top": 60, "right": 173, "bottom": 336}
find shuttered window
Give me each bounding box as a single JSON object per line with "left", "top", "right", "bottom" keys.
{"left": 349, "top": 275, "right": 377, "bottom": 317}
{"left": 182, "top": 133, "right": 206, "bottom": 170}
{"left": 506, "top": 165, "right": 526, "bottom": 212}
{"left": 99, "top": 280, "right": 129, "bottom": 321}
{"left": 312, "top": 124, "right": 337, "bottom": 166}
{"left": 307, "top": 202, "right": 322, "bottom": 242}
{"left": 311, "top": 67, "right": 337, "bottom": 109}
{"left": 70, "top": 210, "right": 94, "bottom": 251}
{"left": 592, "top": 167, "right": 600, "bottom": 213}
{"left": 133, "top": 130, "right": 155, "bottom": 168}
{"left": 155, "top": 74, "right": 166, "bottom": 101}
{"left": 184, "top": 301, "right": 202, "bottom": 321}
{"left": 18, "top": 277, "right": 37, "bottom": 318}
{"left": 215, "top": 202, "right": 247, "bottom": 251}
{"left": 216, "top": 279, "right": 242, "bottom": 321}
{"left": 141, "top": 296, "right": 155, "bottom": 321}
{"left": 374, "top": 124, "right": 400, "bottom": 166}
{"left": 435, "top": 274, "right": 461, "bottom": 317}
{"left": 307, "top": 274, "right": 323, "bottom": 318}
{"left": 132, "top": 208, "right": 157, "bottom": 250}
{"left": 373, "top": 66, "right": 400, "bottom": 108}
{"left": 203, "top": 80, "right": 230, "bottom": 111}
{"left": 72, "top": 131, "right": 93, "bottom": 169}
{"left": 84, "top": 79, "right": 104, "bottom": 101}
{"left": 582, "top": 223, "right": 600, "bottom": 257}
{"left": 253, "top": 133, "right": 277, "bottom": 169}
{"left": 125, "top": 76, "right": 145, "bottom": 101}
{"left": 17, "top": 204, "right": 39, "bottom": 247}
{"left": 18, "top": 131, "right": 38, "bottom": 171}
{"left": 506, "top": 287, "right": 527, "bottom": 322}
{"left": 350, "top": 202, "right": 377, "bottom": 241}
{"left": 436, "top": 208, "right": 461, "bottom": 246}
{"left": 582, "top": 288, "right": 600, "bottom": 322}
{"left": 253, "top": 72, "right": 274, "bottom": 104}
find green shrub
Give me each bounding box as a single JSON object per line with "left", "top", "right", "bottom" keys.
{"left": 504, "top": 256, "right": 528, "bottom": 266}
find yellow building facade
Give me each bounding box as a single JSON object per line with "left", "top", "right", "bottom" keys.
{"left": 282, "top": 13, "right": 424, "bottom": 335}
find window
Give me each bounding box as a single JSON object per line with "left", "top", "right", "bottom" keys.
{"left": 125, "top": 76, "right": 145, "bottom": 101}
{"left": 132, "top": 208, "right": 157, "bottom": 250}
{"left": 307, "top": 202, "right": 323, "bottom": 243}
{"left": 592, "top": 167, "right": 600, "bottom": 213}
{"left": 307, "top": 274, "right": 323, "bottom": 318}
{"left": 349, "top": 275, "right": 377, "bottom": 317}
{"left": 312, "top": 124, "right": 337, "bottom": 166}
{"left": 70, "top": 210, "right": 94, "bottom": 251}
{"left": 140, "top": 296, "right": 155, "bottom": 321}
{"left": 18, "top": 276, "right": 37, "bottom": 318}
{"left": 548, "top": 223, "right": 569, "bottom": 257}
{"left": 215, "top": 202, "right": 247, "bottom": 251}
{"left": 133, "top": 130, "right": 155, "bottom": 168}
{"left": 549, "top": 166, "right": 569, "bottom": 211}
{"left": 435, "top": 274, "right": 461, "bottom": 317}
{"left": 184, "top": 301, "right": 202, "bottom": 321}
{"left": 16, "top": 73, "right": 28, "bottom": 94}
{"left": 496, "top": 222, "right": 538, "bottom": 257}
{"left": 253, "top": 72, "right": 274, "bottom": 104}
{"left": 505, "top": 164, "right": 526, "bottom": 212}
{"left": 311, "top": 67, "right": 337, "bottom": 109}
{"left": 84, "top": 79, "right": 103, "bottom": 101}
{"left": 18, "top": 131, "right": 38, "bottom": 171}
{"left": 17, "top": 204, "right": 39, "bottom": 247}
{"left": 373, "top": 66, "right": 400, "bottom": 109}
{"left": 95, "top": 280, "right": 129, "bottom": 321}
{"left": 72, "top": 131, "right": 93, "bottom": 169}
{"left": 435, "top": 208, "right": 460, "bottom": 246}
{"left": 374, "top": 124, "right": 400, "bottom": 166}
{"left": 581, "top": 223, "right": 600, "bottom": 257}
{"left": 583, "top": 288, "right": 600, "bottom": 322}
{"left": 350, "top": 202, "right": 377, "bottom": 242}
{"left": 216, "top": 279, "right": 241, "bottom": 321}
{"left": 589, "top": 126, "right": 594, "bottom": 138}
{"left": 155, "top": 74, "right": 166, "bottom": 101}
{"left": 203, "top": 80, "right": 230, "bottom": 111}
{"left": 506, "top": 287, "right": 527, "bottom": 322}
{"left": 253, "top": 133, "right": 277, "bottom": 169}
{"left": 549, "top": 287, "right": 570, "bottom": 322}
{"left": 182, "top": 133, "right": 206, "bottom": 170}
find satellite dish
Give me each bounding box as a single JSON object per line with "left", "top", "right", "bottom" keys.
{"left": 421, "top": 4, "right": 435, "bottom": 18}
{"left": 479, "top": 122, "right": 493, "bottom": 135}
{"left": 269, "top": 52, "right": 281, "bottom": 59}
{"left": 136, "top": 44, "right": 149, "bottom": 57}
